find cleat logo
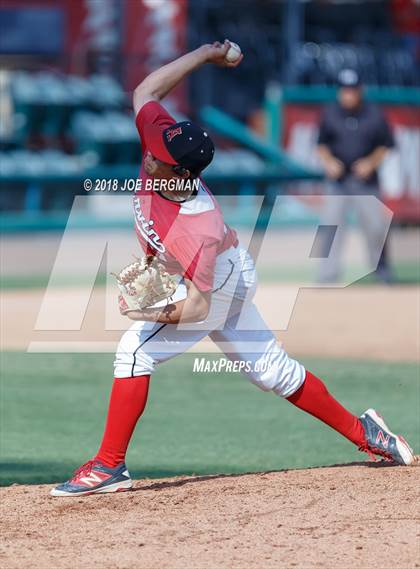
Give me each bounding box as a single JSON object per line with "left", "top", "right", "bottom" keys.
{"left": 78, "top": 472, "right": 105, "bottom": 487}
{"left": 375, "top": 430, "right": 390, "bottom": 449}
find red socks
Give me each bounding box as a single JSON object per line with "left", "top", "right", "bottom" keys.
{"left": 95, "top": 375, "right": 150, "bottom": 468}
{"left": 287, "top": 370, "right": 366, "bottom": 447}
{"left": 95, "top": 370, "right": 365, "bottom": 469}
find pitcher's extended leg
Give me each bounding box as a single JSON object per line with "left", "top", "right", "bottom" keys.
{"left": 287, "top": 370, "right": 365, "bottom": 446}
{"left": 211, "top": 302, "right": 414, "bottom": 464}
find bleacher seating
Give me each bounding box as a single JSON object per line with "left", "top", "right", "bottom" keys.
{"left": 289, "top": 42, "right": 419, "bottom": 86}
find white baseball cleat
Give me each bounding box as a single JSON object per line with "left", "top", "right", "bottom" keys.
{"left": 50, "top": 459, "right": 133, "bottom": 497}
{"left": 359, "top": 408, "right": 414, "bottom": 465}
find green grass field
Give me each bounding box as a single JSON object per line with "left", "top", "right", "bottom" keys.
{"left": 1, "top": 352, "right": 419, "bottom": 486}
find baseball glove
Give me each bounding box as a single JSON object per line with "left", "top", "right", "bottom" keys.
{"left": 113, "top": 255, "right": 178, "bottom": 313}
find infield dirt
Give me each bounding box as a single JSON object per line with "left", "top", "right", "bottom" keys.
{"left": 2, "top": 284, "right": 419, "bottom": 362}
{"left": 1, "top": 463, "right": 419, "bottom": 569}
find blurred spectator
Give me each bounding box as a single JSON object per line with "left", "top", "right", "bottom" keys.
{"left": 316, "top": 69, "right": 395, "bottom": 283}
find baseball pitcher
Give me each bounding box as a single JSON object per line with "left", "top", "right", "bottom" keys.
{"left": 51, "top": 41, "right": 414, "bottom": 497}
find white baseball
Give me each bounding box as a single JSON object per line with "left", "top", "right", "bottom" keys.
{"left": 225, "top": 41, "right": 241, "bottom": 63}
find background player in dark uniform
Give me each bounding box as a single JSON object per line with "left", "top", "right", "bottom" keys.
{"left": 317, "top": 69, "right": 395, "bottom": 283}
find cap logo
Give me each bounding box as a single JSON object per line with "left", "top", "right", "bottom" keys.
{"left": 166, "top": 127, "right": 182, "bottom": 142}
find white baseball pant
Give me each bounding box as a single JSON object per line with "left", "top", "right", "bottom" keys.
{"left": 114, "top": 245, "right": 305, "bottom": 398}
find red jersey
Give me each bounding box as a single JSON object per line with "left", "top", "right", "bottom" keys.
{"left": 133, "top": 101, "right": 238, "bottom": 292}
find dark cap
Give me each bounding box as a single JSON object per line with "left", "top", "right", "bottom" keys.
{"left": 144, "top": 121, "right": 215, "bottom": 173}
{"left": 337, "top": 68, "right": 361, "bottom": 88}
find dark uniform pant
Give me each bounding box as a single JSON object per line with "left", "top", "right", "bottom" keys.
{"left": 317, "top": 176, "right": 391, "bottom": 283}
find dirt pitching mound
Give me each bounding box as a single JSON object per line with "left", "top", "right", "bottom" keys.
{"left": 1, "top": 463, "right": 419, "bottom": 569}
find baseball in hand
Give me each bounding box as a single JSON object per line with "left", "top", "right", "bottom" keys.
{"left": 225, "top": 41, "right": 242, "bottom": 63}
